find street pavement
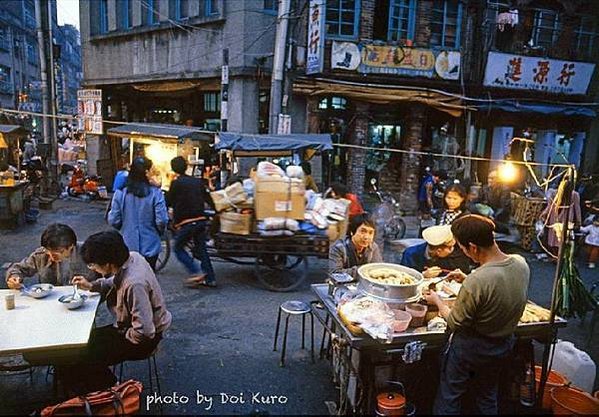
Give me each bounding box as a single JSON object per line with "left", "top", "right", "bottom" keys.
{"left": 0, "top": 199, "right": 597, "bottom": 415}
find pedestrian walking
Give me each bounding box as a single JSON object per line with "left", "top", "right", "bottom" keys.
{"left": 580, "top": 216, "right": 599, "bottom": 268}
{"left": 167, "top": 156, "right": 217, "bottom": 288}
{"left": 107, "top": 157, "right": 168, "bottom": 270}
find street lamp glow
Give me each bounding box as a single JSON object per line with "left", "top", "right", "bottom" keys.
{"left": 498, "top": 161, "right": 518, "bottom": 183}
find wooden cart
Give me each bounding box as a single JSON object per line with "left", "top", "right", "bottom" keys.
{"left": 212, "top": 232, "right": 329, "bottom": 292}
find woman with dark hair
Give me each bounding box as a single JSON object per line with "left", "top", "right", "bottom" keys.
{"left": 68, "top": 231, "right": 172, "bottom": 393}
{"left": 329, "top": 213, "right": 382, "bottom": 278}
{"left": 439, "top": 184, "right": 469, "bottom": 225}
{"left": 107, "top": 157, "right": 168, "bottom": 270}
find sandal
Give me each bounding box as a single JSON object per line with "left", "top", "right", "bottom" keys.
{"left": 184, "top": 274, "right": 207, "bottom": 287}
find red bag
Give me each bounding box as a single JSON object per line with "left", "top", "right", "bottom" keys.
{"left": 41, "top": 379, "right": 143, "bottom": 416}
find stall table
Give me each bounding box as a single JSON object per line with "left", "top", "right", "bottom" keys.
{"left": 0, "top": 181, "right": 29, "bottom": 227}
{"left": 311, "top": 283, "right": 567, "bottom": 414}
{"left": 0, "top": 287, "right": 100, "bottom": 362}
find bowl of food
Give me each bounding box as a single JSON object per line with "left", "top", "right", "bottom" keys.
{"left": 357, "top": 263, "right": 423, "bottom": 302}
{"left": 58, "top": 294, "right": 88, "bottom": 310}
{"left": 22, "top": 283, "right": 54, "bottom": 299}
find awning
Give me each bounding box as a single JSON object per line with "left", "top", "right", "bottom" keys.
{"left": 216, "top": 132, "right": 333, "bottom": 157}
{"left": 473, "top": 100, "right": 597, "bottom": 117}
{"left": 293, "top": 77, "right": 466, "bottom": 117}
{"left": 0, "top": 125, "right": 27, "bottom": 135}
{"left": 107, "top": 123, "right": 214, "bottom": 141}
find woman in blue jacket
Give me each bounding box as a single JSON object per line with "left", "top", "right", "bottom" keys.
{"left": 108, "top": 157, "right": 168, "bottom": 270}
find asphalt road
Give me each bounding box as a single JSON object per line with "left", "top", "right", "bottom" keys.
{"left": 0, "top": 199, "right": 597, "bottom": 415}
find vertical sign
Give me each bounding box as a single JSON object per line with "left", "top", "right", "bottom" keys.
{"left": 306, "top": 0, "right": 325, "bottom": 75}
{"left": 220, "top": 48, "right": 229, "bottom": 132}
{"left": 77, "top": 89, "right": 103, "bottom": 134}
{"left": 277, "top": 114, "right": 291, "bottom": 134}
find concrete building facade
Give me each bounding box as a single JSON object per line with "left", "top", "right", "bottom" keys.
{"left": 80, "top": 0, "right": 280, "bottom": 133}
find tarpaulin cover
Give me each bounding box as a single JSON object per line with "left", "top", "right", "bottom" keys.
{"left": 216, "top": 132, "right": 333, "bottom": 154}
{"left": 107, "top": 123, "right": 213, "bottom": 141}
{"left": 293, "top": 77, "right": 465, "bottom": 117}
{"left": 473, "top": 100, "right": 597, "bottom": 117}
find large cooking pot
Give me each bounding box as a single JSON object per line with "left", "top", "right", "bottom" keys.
{"left": 357, "top": 263, "right": 423, "bottom": 303}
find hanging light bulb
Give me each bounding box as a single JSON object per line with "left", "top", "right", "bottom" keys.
{"left": 498, "top": 159, "right": 519, "bottom": 183}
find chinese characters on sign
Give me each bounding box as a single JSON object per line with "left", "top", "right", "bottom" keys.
{"left": 330, "top": 43, "right": 460, "bottom": 80}
{"left": 306, "top": 0, "right": 325, "bottom": 75}
{"left": 483, "top": 52, "right": 595, "bottom": 95}
{"left": 77, "top": 89, "right": 103, "bottom": 134}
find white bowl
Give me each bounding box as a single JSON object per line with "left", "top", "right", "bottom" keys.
{"left": 58, "top": 294, "right": 88, "bottom": 310}
{"left": 23, "top": 283, "right": 54, "bottom": 299}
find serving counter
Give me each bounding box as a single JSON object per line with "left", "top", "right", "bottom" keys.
{"left": 310, "top": 283, "right": 567, "bottom": 415}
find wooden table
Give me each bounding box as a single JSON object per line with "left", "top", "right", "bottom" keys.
{"left": 0, "top": 287, "right": 100, "bottom": 362}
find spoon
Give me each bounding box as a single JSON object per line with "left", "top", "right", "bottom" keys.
{"left": 72, "top": 283, "right": 81, "bottom": 301}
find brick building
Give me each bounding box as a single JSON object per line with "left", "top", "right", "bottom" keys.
{"left": 290, "top": 0, "right": 599, "bottom": 212}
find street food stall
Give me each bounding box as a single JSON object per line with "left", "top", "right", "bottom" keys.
{"left": 310, "top": 261, "right": 568, "bottom": 415}
{"left": 200, "top": 132, "right": 336, "bottom": 291}
{"left": 0, "top": 125, "right": 29, "bottom": 227}
{"left": 106, "top": 123, "right": 214, "bottom": 190}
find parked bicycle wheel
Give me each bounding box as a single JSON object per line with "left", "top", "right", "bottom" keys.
{"left": 155, "top": 229, "right": 171, "bottom": 272}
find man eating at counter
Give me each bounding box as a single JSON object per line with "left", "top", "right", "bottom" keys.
{"left": 400, "top": 225, "right": 471, "bottom": 278}
{"left": 329, "top": 213, "right": 382, "bottom": 278}
{"left": 423, "top": 214, "right": 530, "bottom": 415}
{"left": 5, "top": 223, "right": 96, "bottom": 289}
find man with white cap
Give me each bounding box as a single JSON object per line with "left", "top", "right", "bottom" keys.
{"left": 400, "top": 225, "right": 471, "bottom": 277}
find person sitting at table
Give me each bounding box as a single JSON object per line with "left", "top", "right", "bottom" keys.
{"left": 5, "top": 223, "right": 95, "bottom": 289}
{"left": 423, "top": 215, "right": 530, "bottom": 415}
{"left": 65, "top": 230, "right": 172, "bottom": 393}
{"left": 400, "top": 225, "right": 472, "bottom": 277}
{"left": 329, "top": 213, "right": 382, "bottom": 278}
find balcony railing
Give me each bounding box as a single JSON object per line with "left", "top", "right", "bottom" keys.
{"left": 0, "top": 80, "right": 13, "bottom": 95}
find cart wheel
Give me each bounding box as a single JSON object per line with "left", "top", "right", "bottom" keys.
{"left": 255, "top": 254, "right": 308, "bottom": 292}
{"left": 155, "top": 229, "right": 171, "bottom": 273}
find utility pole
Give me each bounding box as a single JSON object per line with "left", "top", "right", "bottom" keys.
{"left": 220, "top": 48, "right": 229, "bottom": 132}
{"left": 268, "top": 0, "right": 291, "bottom": 134}
{"left": 34, "top": 0, "right": 58, "bottom": 185}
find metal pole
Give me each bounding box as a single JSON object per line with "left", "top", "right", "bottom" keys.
{"left": 220, "top": 48, "right": 228, "bottom": 132}
{"left": 47, "top": 0, "right": 59, "bottom": 185}
{"left": 34, "top": 0, "right": 50, "bottom": 144}
{"left": 537, "top": 167, "right": 574, "bottom": 408}
{"left": 268, "top": 0, "right": 291, "bottom": 134}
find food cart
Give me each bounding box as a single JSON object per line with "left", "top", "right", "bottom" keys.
{"left": 106, "top": 123, "right": 214, "bottom": 190}
{"left": 209, "top": 132, "right": 335, "bottom": 292}
{"left": 0, "top": 125, "right": 29, "bottom": 227}
{"left": 310, "top": 280, "right": 567, "bottom": 415}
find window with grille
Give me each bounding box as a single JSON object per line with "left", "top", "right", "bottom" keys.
{"left": 575, "top": 16, "right": 598, "bottom": 58}
{"left": 146, "top": 0, "right": 160, "bottom": 25}
{"left": 0, "top": 28, "right": 9, "bottom": 51}
{"left": 201, "top": 0, "right": 218, "bottom": 17}
{"left": 326, "top": 0, "right": 360, "bottom": 39}
{"left": 532, "top": 9, "right": 561, "bottom": 50}
{"left": 204, "top": 92, "right": 221, "bottom": 113}
{"left": 430, "top": 0, "right": 461, "bottom": 48}
{"left": 27, "top": 41, "right": 37, "bottom": 64}
{"left": 387, "top": 0, "right": 416, "bottom": 42}
{"left": 118, "top": 0, "right": 132, "bottom": 29}
{"left": 99, "top": 0, "right": 108, "bottom": 33}
{"left": 264, "top": 0, "right": 278, "bottom": 12}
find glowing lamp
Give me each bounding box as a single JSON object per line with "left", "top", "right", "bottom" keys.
{"left": 498, "top": 160, "right": 518, "bottom": 183}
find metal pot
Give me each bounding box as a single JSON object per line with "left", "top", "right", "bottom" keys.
{"left": 357, "top": 263, "right": 423, "bottom": 303}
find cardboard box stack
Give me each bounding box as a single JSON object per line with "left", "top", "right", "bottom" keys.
{"left": 254, "top": 176, "right": 305, "bottom": 220}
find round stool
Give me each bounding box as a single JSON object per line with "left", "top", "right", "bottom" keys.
{"left": 273, "top": 301, "right": 315, "bottom": 367}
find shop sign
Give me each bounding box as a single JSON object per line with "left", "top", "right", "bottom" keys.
{"left": 330, "top": 43, "right": 460, "bottom": 80}
{"left": 277, "top": 114, "right": 291, "bottom": 135}
{"left": 77, "top": 89, "right": 103, "bottom": 135}
{"left": 306, "top": 0, "right": 325, "bottom": 75}
{"left": 483, "top": 52, "right": 595, "bottom": 95}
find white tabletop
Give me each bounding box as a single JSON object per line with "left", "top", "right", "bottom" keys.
{"left": 0, "top": 286, "right": 101, "bottom": 355}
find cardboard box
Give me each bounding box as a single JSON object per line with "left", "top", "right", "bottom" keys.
{"left": 219, "top": 212, "right": 253, "bottom": 235}
{"left": 254, "top": 192, "right": 305, "bottom": 220}
{"left": 255, "top": 177, "right": 305, "bottom": 194}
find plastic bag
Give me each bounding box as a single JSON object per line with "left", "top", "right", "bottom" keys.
{"left": 257, "top": 161, "right": 285, "bottom": 178}
{"left": 286, "top": 165, "right": 304, "bottom": 180}
{"left": 338, "top": 296, "right": 395, "bottom": 342}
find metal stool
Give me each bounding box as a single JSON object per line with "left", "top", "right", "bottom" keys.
{"left": 273, "top": 300, "right": 315, "bottom": 367}
{"left": 114, "top": 348, "right": 162, "bottom": 414}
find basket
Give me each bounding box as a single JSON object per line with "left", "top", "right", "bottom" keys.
{"left": 511, "top": 193, "right": 546, "bottom": 226}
